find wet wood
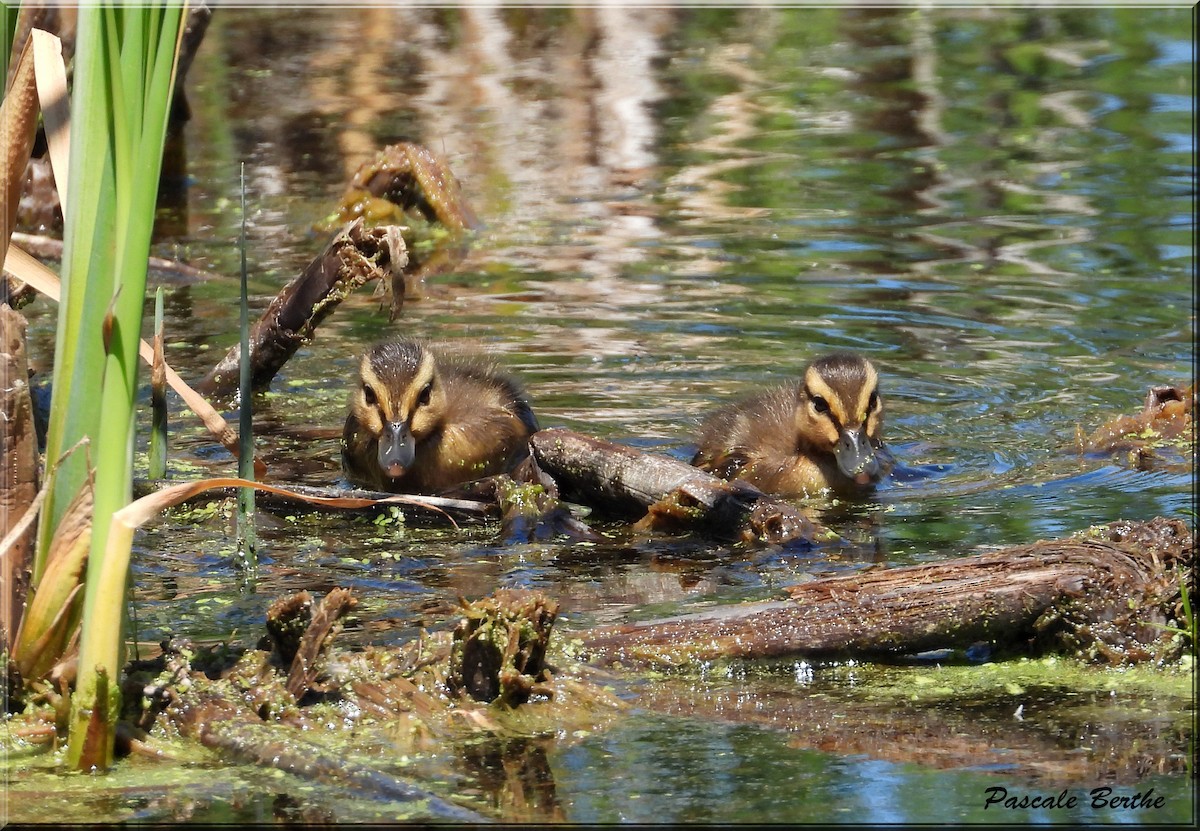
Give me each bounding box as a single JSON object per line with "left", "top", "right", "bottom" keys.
{"left": 0, "top": 303, "right": 38, "bottom": 653}
{"left": 197, "top": 219, "right": 407, "bottom": 399}
{"left": 529, "top": 427, "right": 830, "bottom": 546}
{"left": 577, "top": 517, "right": 1194, "bottom": 667}
{"left": 285, "top": 587, "right": 356, "bottom": 699}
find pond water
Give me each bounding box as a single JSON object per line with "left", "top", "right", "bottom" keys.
{"left": 11, "top": 5, "right": 1195, "bottom": 825}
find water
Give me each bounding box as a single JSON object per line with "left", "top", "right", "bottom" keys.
{"left": 11, "top": 5, "right": 1195, "bottom": 824}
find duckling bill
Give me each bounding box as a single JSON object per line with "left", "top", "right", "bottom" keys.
{"left": 692, "top": 351, "right": 892, "bottom": 497}
{"left": 341, "top": 340, "right": 538, "bottom": 493}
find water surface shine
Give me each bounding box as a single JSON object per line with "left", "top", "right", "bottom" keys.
{"left": 15, "top": 5, "right": 1194, "bottom": 825}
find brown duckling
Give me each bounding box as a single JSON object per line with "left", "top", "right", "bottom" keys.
{"left": 692, "top": 351, "right": 892, "bottom": 497}
{"left": 341, "top": 339, "right": 539, "bottom": 493}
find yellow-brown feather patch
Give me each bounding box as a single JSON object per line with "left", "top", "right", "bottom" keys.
{"left": 850, "top": 362, "right": 879, "bottom": 425}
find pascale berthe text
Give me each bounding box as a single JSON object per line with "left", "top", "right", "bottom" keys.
{"left": 983, "top": 786, "right": 1165, "bottom": 812}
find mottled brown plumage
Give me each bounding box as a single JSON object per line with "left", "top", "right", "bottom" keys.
{"left": 692, "top": 352, "right": 892, "bottom": 497}
{"left": 341, "top": 340, "right": 538, "bottom": 493}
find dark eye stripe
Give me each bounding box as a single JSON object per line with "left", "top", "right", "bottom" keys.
{"left": 363, "top": 384, "right": 377, "bottom": 406}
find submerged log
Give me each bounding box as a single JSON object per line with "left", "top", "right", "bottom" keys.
{"left": 577, "top": 517, "right": 1194, "bottom": 667}
{"left": 636, "top": 670, "right": 1190, "bottom": 784}
{"left": 197, "top": 219, "right": 407, "bottom": 399}
{"left": 529, "top": 428, "right": 832, "bottom": 546}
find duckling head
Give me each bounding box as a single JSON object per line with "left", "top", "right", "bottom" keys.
{"left": 351, "top": 340, "right": 448, "bottom": 480}
{"left": 794, "top": 352, "right": 884, "bottom": 485}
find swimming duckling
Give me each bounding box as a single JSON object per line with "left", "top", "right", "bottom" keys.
{"left": 692, "top": 351, "right": 892, "bottom": 497}
{"left": 341, "top": 339, "right": 539, "bottom": 493}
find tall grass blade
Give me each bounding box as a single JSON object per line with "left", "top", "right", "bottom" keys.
{"left": 236, "top": 162, "right": 257, "bottom": 577}
{"left": 1, "top": 4, "right": 20, "bottom": 81}
{"left": 57, "top": 2, "right": 186, "bottom": 772}
{"left": 148, "top": 285, "right": 167, "bottom": 479}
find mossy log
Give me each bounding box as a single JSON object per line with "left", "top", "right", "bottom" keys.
{"left": 577, "top": 517, "right": 1194, "bottom": 667}
{"left": 529, "top": 427, "right": 831, "bottom": 546}
{"left": 197, "top": 219, "right": 407, "bottom": 399}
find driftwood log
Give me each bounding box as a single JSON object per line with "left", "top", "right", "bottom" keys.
{"left": 577, "top": 517, "right": 1194, "bottom": 667}
{"left": 529, "top": 427, "right": 832, "bottom": 546}
{"left": 197, "top": 219, "right": 406, "bottom": 399}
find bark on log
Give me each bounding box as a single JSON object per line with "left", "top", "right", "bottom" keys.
{"left": 1, "top": 303, "right": 37, "bottom": 652}
{"left": 577, "top": 517, "right": 1194, "bottom": 667}
{"left": 197, "top": 219, "right": 406, "bottom": 399}
{"left": 529, "top": 427, "right": 831, "bottom": 546}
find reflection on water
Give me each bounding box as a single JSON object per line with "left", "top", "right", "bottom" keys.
{"left": 14, "top": 4, "right": 1193, "bottom": 824}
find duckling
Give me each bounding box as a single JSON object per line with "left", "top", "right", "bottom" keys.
{"left": 341, "top": 339, "right": 539, "bottom": 493}
{"left": 692, "top": 351, "right": 892, "bottom": 497}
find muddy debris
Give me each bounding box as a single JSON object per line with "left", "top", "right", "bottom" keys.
{"left": 447, "top": 590, "right": 559, "bottom": 707}
{"left": 104, "top": 588, "right": 623, "bottom": 821}
{"left": 319, "top": 141, "right": 480, "bottom": 314}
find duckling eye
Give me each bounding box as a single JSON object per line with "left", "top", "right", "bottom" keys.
{"left": 811, "top": 395, "right": 830, "bottom": 415}
{"left": 362, "top": 384, "right": 377, "bottom": 406}
{"left": 417, "top": 382, "right": 433, "bottom": 407}
{"left": 867, "top": 390, "right": 879, "bottom": 412}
